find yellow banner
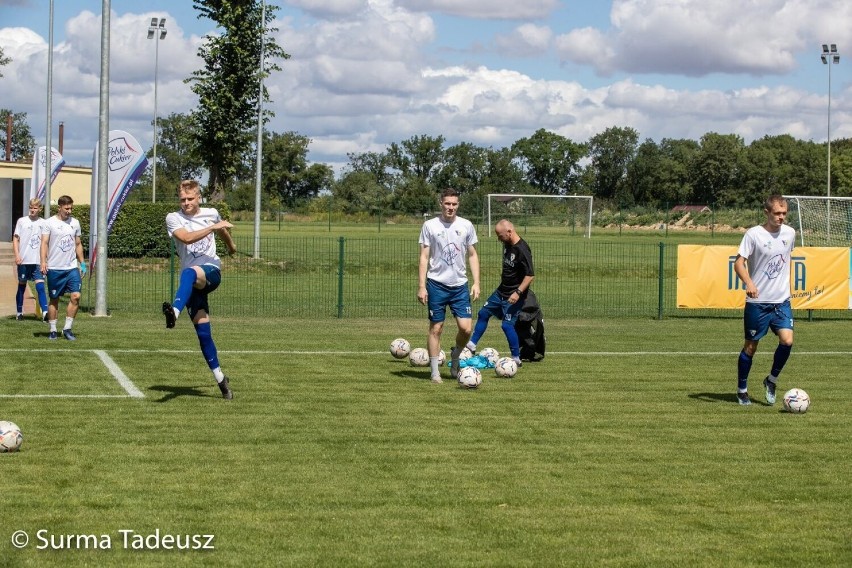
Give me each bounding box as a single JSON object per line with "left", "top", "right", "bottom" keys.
{"left": 676, "top": 246, "right": 851, "bottom": 309}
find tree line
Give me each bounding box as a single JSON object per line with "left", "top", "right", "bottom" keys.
{"left": 3, "top": 3, "right": 849, "bottom": 216}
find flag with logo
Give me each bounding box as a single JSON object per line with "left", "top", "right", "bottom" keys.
{"left": 30, "top": 146, "right": 65, "bottom": 205}
{"left": 89, "top": 130, "right": 149, "bottom": 267}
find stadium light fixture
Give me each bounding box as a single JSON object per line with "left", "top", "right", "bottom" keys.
{"left": 821, "top": 43, "right": 840, "bottom": 200}
{"left": 147, "top": 17, "right": 167, "bottom": 203}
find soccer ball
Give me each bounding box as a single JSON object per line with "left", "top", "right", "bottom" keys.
{"left": 783, "top": 388, "right": 810, "bottom": 414}
{"left": 409, "top": 347, "right": 429, "bottom": 367}
{"left": 0, "top": 421, "right": 23, "bottom": 453}
{"left": 437, "top": 349, "right": 446, "bottom": 366}
{"left": 457, "top": 367, "right": 482, "bottom": 389}
{"left": 389, "top": 338, "right": 411, "bottom": 359}
{"left": 459, "top": 347, "right": 473, "bottom": 360}
{"left": 479, "top": 347, "right": 499, "bottom": 366}
{"left": 495, "top": 357, "right": 518, "bottom": 378}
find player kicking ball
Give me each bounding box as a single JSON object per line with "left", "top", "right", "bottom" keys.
{"left": 162, "top": 180, "right": 237, "bottom": 400}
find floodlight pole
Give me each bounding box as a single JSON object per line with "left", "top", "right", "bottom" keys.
{"left": 821, "top": 43, "right": 840, "bottom": 238}
{"left": 253, "top": 0, "right": 266, "bottom": 259}
{"left": 44, "top": 0, "right": 54, "bottom": 211}
{"left": 147, "top": 18, "right": 167, "bottom": 203}
{"left": 94, "top": 0, "right": 111, "bottom": 317}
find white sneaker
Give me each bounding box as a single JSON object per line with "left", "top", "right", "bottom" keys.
{"left": 430, "top": 375, "right": 443, "bottom": 384}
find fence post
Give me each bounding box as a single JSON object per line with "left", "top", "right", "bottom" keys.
{"left": 337, "top": 236, "right": 345, "bottom": 318}
{"left": 657, "top": 241, "right": 665, "bottom": 320}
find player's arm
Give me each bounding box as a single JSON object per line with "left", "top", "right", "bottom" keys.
{"left": 733, "top": 255, "right": 758, "bottom": 299}
{"left": 217, "top": 224, "right": 238, "bottom": 255}
{"left": 12, "top": 234, "right": 22, "bottom": 264}
{"left": 171, "top": 220, "right": 233, "bottom": 246}
{"left": 40, "top": 232, "right": 49, "bottom": 274}
{"left": 417, "top": 244, "right": 430, "bottom": 305}
{"left": 74, "top": 236, "right": 86, "bottom": 275}
{"left": 467, "top": 244, "right": 480, "bottom": 301}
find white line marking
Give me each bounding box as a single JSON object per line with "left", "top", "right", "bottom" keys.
{"left": 93, "top": 350, "right": 145, "bottom": 399}
{"left": 0, "top": 395, "right": 132, "bottom": 398}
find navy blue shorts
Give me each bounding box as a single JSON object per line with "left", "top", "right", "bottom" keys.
{"left": 46, "top": 268, "right": 82, "bottom": 299}
{"left": 479, "top": 290, "right": 524, "bottom": 325}
{"left": 187, "top": 264, "right": 221, "bottom": 320}
{"left": 426, "top": 279, "right": 472, "bottom": 323}
{"left": 743, "top": 300, "right": 793, "bottom": 341}
{"left": 17, "top": 264, "right": 44, "bottom": 282}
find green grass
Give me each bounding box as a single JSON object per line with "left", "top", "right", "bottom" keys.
{"left": 1, "top": 315, "right": 850, "bottom": 566}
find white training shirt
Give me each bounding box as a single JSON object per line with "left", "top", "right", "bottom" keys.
{"left": 14, "top": 216, "right": 45, "bottom": 265}
{"left": 166, "top": 207, "right": 223, "bottom": 271}
{"left": 737, "top": 223, "right": 796, "bottom": 304}
{"left": 419, "top": 215, "right": 478, "bottom": 287}
{"left": 42, "top": 215, "right": 82, "bottom": 270}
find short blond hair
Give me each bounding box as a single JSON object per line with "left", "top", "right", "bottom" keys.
{"left": 29, "top": 198, "right": 43, "bottom": 207}
{"left": 178, "top": 179, "right": 201, "bottom": 197}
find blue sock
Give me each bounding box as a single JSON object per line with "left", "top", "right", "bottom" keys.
{"left": 195, "top": 322, "right": 220, "bottom": 371}
{"left": 771, "top": 344, "right": 792, "bottom": 378}
{"left": 502, "top": 319, "right": 521, "bottom": 358}
{"left": 16, "top": 283, "right": 25, "bottom": 312}
{"left": 470, "top": 311, "right": 490, "bottom": 346}
{"left": 737, "top": 351, "right": 752, "bottom": 392}
{"left": 35, "top": 282, "right": 48, "bottom": 312}
{"left": 173, "top": 268, "right": 198, "bottom": 313}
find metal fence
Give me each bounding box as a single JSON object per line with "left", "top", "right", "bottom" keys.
{"left": 84, "top": 236, "right": 852, "bottom": 321}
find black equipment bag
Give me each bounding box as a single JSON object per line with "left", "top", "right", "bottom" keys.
{"left": 516, "top": 290, "right": 545, "bottom": 361}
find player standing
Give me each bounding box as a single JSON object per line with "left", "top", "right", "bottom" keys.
{"left": 13, "top": 198, "right": 50, "bottom": 321}
{"left": 162, "top": 180, "right": 237, "bottom": 400}
{"left": 732, "top": 194, "right": 795, "bottom": 406}
{"left": 40, "top": 195, "right": 86, "bottom": 340}
{"left": 466, "top": 219, "right": 534, "bottom": 367}
{"left": 417, "top": 188, "right": 480, "bottom": 383}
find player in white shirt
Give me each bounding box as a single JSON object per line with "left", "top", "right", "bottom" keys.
{"left": 732, "top": 194, "right": 796, "bottom": 406}
{"left": 162, "top": 180, "right": 237, "bottom": 400}
{"left": 40, "top": 195, "right": 86, "bottom": 340}
{"left": 418, "top": 188, "right": 480, "bottom": 383}
{"left": 13, "top": 198, "right": 49, "bottom": 321}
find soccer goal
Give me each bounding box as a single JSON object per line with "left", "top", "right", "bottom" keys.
{"left": 485, "top": 194, "right": 594, "bottom": 238}
{"left": 784, "top": 195, "right": 852, "bottom": 247}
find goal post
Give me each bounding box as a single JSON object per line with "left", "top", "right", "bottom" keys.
{"left": 485, "top": 194, "right": 594, "bottom": 238}
{"left": 783, "top": 195, "right": 852, "bottom": 247}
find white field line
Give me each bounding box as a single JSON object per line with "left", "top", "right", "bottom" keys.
{"left": 92, "top": 350, "right": 145, "bottom": 399}
{"left": 0, "top": 349, "right": 851, "bottom": 356}
{"left": 0, "top": 394, "right": 132, "bottom": 398}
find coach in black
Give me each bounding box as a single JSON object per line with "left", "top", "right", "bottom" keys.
{"left": 465, "top": 219, "right": 535, "bottom": 367}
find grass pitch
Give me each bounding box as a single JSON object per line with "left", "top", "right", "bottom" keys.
{"left": 0, "top": 314, "right": 850, "bottom": 567}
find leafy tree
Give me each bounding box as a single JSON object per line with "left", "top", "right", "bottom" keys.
{"left": 133, "top": 112, "right": 205, "bottom": 201}
{"left": 0, "top": 109, "right": 36, "bottom": 161}
{"left": 188, "top": 0, "right": 289, "bottom": 197}
{"left": 512, "top": 129, "right": 585, "bottom": 195}
{"left": 587, "top": 126, "right": 639, "bottom": 203}
{"left": 345, "top": 150, "right": 396, "bottom": 192}
{"left": 391, "top": 176, "right": 437, "bottom": 216}
{"left": 0, "top": 46, "right": 9, "bottom": 77}
{"left": 387, "top": 134, "right": 446, "bottom": 182}
{"left": 691, "top": 133, "right": 746, "bottom": 207}
{"left": 433, "top": 142, "right": 487, "bottom": 196}
{"left": 481, "top": 146, "right": 527, "bottom": 195}
{"left": 332, "top": 171, "right": 387, "bottom": 214}
{"left": 262, "top": 131, "right": 333, "bottom": 206}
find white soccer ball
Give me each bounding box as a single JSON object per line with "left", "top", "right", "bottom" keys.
{"left": 494, "top": 357, "right": 518, "bottom": 378}
{"left": 457, "top": 366, "right": 482, "bottom": 389}
{"left": 437, "top": 349, "right": 446, "bottom": 366}
{"left": 479, "top": 347, "right": 500, "bottom": 366}
{"left": 0, "top": 421, "right": 23, "bottom": 453}
{"left": 783, "top": 388, "right": 810, "bottom": 414}
{"left": 459, "top": 347, "right": 473, "bottom": 360}
{"left": 409, "top": 347, "right": 429, "bottom": 367}
{"left": 389, "top": 338, "right": 411, "bottom": 359}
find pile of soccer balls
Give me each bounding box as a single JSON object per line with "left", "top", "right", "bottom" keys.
{"left": 390, "top": 338, "right": 519, "bottom": 389}
{"left": 0, "top": 421, "right": 23, "bottom": 453}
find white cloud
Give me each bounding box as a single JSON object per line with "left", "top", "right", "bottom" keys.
{"left": 494, "top": 24, "right": 553, "bottom": 57}
{"left": 397, "top": 0, "right": 560, "bottom": 20}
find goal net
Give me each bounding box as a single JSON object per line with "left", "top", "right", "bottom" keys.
{"left": 485, "top": 194, "right": 593, "bottom": 238}
{"left": 784, "top": 196, "right": 852, "bottom": 247}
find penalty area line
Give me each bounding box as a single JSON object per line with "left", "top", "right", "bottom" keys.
{"left": 93, "top": 350, "right": 145, "bottom": 399}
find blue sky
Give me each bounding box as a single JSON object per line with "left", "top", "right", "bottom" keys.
{"left": 1, "top": 0, "right": 850, "bottom": 172}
